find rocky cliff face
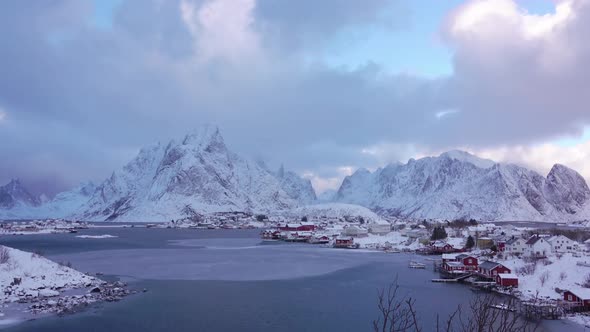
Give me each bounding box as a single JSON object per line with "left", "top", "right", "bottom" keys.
{"left": 334, "top": 151, "right": 590, "bottom": 221}
{"left": 276, "top": 165, "right": 317, "bottom": 205}
{"left": 544, "top": 164, "right": 590, "bottom": 214}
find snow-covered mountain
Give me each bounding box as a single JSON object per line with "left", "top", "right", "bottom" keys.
{"left": 334, "top": 151, "right": 590, "bottom": 222}
{"left": 72, "top": 126, "right": 313, "bottom": 221}
{"left": 276, "top": 165, "right": 317, "bottom": 205}
{"left": 3, "top": 132, "right": 589, "bottom": 223}
{"left": 317, "top": 189, "right": 337, "bottom": 202}
{"left": 0, "top": 181, "right": 96, "bottom": 220}
{"left": 0, "top": 179, "right": 39, "bottom": 210}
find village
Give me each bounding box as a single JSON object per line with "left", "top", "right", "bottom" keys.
{"left": 258, "top": 217, "right": 590, "bottom": 323}
{"left": 0, "top": 219, "right": 90, "bottom": 235}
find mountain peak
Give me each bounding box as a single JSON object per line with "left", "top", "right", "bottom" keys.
{"left": 439, "top": 150, "right": 495, "bottom": 169}
{"left": 181, "top": 125, "right": 223, "bottom": 147}
{"left": 7, "top": 178, "right": 22, "bottom": 187}
{"left": 549, "top": 163, "right": 574, "bottom": 174}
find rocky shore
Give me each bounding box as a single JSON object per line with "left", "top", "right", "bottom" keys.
{"left": 0, "top": 245, "right": 139, "bottom": 326}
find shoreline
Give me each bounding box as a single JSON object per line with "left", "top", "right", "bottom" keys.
{"left": 3, "top": 222, "right": 590, "bottom": 331}
{"left": 0, "top": 278, "right": 139, "bottom": 330}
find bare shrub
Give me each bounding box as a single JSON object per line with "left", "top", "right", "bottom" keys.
{"left": 11, "top": 277, "right": 21, "bottom": 286}
{"left": 32, "top": 249, "right": 45, "bottom": 258}
{"left": 373, "top": 277, "right": 421, "bottom": 332}
{"left": 516, "top": 263, "right": 536, "bottom": 276}
{"left": 0, "top": 246, "right": 9, "bottom": 264}
{"left": 583, "top": 273, "right": 590, "bottom": 288}
{"left": 374, "top": 279, "right": 538, "bottom": 332}
{"left": 559, "top": 272, "right": 567, "bottom": 281}
{"left": 539, "top": 272, "right": 550, "bottom": 287}
{"left": 58, "top": 261, "right": 73, "bottom": 268}
{"left": 541, "top": 259, "right": 552, "bottom": 266}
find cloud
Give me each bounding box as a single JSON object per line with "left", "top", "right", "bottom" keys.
{"left": 253, "top": 0, "right": 406, "bottom": 52}
{"left": 474, "top": 139, "right": 590, "bottom": 182}
{"left": 435, "top": 108, "right": 459, "bottom": 119}
{"left": 2, "top": 0, "right": 590, "bottom": 196}
{"left": 302, "top": 166, "right": 356, "bottom": 194}
{"left": 438, "top": 0, "right": 590, "bottom": 146}
{"left": 180, "top": 0, "right": 262, "bottom": 63}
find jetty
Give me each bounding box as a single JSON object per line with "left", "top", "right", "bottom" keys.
{"left": 432, "top": 278, "right": 458, "bottom": 283}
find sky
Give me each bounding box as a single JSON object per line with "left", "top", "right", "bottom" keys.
{"left": 1, "top": 0, "right": 590, "bottom": 196}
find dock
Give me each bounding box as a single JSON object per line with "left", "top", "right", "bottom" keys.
{"left": 432, "top": 278, "right": 458, "bottom": 283}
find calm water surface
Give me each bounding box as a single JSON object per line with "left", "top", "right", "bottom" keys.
{"left": 0, "top": 228, "right": 582, "bottom": 332}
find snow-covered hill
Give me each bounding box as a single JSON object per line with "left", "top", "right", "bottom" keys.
{"left": 334, "top": 151, "right": 590, "bottom": 222}
{"left": 288, "top": 203, "right": 388, "bottom": 224}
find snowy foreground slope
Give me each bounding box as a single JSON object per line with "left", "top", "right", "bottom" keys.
{"left": 335, "top": 150, "right": 590, "bottom": 222}
{"left": 0, "top": 245, "right": 98, "bottom": 304}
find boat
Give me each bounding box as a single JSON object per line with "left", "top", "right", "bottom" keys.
{"left": 489, "top": 303, "right": 516, "bottom": 312}
{"left": 409, "top": 261, "right": 426, "bottom": 269}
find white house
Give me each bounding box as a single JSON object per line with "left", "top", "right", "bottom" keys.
{"left": 342, "top": 225, "right": 368, "bottom": 237}
{"left": 402, "top": 228, "right": 429, "bottom": 239}
{"left": 506, "top": 237, "right": 527, "bottom": 255}
{"left": 368, "top": 222, "right": 391, "bottom": 235}
{"left": 548, "top": 235, "right": 579, "bottom": 253}
{"left": 525, "top": 235, "right": 552, "bottom": 257}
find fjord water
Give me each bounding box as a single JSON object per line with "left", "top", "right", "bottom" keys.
{"left": 0, "top": 228, "right": 579, "bottom": 332}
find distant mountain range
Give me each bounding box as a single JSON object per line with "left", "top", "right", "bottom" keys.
{"left": 334, "top": 150, "right": 590, "bottom": 222}
{"left": 1, "top": 128, "right": 589, "bottom": 222}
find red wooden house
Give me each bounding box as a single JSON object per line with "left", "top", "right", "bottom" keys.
{"left": 456, "top": 254, "right": 479, "bottom": 271}
{"left": 299, "top": 222, "right": 317, "bottom": 231}
{"left": 278, "top": 223, "right": 316, "bottom": 232}
{"left": 564, "top": 289, "right": 590, "bottom": 308}
{"left": 441, "top": 254, "right": 478, "bottom": 273}
{"left": 496, "top": 273, "right": 518, "bottom": 287}
{"left": 430, "top": 241, "right": 457, "bottom": 254}
{"left": 477, "top": 261, "right": 511, "bottom": 279}
{"left": 334, "top": 236, "right": 355, "bottom": 248}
